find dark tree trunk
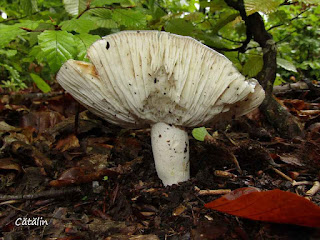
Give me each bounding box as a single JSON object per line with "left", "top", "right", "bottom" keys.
{"left": 225, "top": 0, "right": 303, "bottom": 138}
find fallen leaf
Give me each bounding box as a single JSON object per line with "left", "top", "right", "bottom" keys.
{"left": 205, "top": 187, "right": 320, "bottom": 228}
{"left": 282, "top": 99, "right": 308, "bottom": 111}
{"left": 0, "top": 121, "right": 19, "bottom": 132}
{"left": 11, "top": 141, "right": 52, "bottom": 174}
{"left": 115, "top": 137, "right": 142, "bottom": 158}
{"left": 50, "top": 167, "right": 119, "bottom": 187}
{"left": 278, "top": 154, "right": 304, "bottom": 167}
{"left": 21, "top": 110, "right": 64, "bottom": 134}
{"left": 0, "top": 158, "right": 22, "bottom": 174}
{"left": 55, "top": 134, "right": 80, "bottom": 152}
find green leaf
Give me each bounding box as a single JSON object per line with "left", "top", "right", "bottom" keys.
{"left": 224, "top": 51, "right": 242, "bottom": 71}
{"left": 0, "top": 49, "right": 17, "bottom": 57}
{"left": 242, "top": 55, "right": 264, "bottom": 77}
{"left": 277, "top": 58, "right": 297, "bottom": 72}
{"left": 192, "top": 127, "right": 210, "bottom": 142}
{"left": 20, "top": 0, "right": 38, "bottom": 15}
{"left": 297, "top": 0, "right": 320, "bottom": 4}
{"left": 85, "top": 8, "right": 118, "bottom": 28}
{"left": 103, "top": 176, "right": 109, "bottom": 181}
{"left": 0, "top": 63, "right": 26, "bottom": 90}
{"left": 91, "top": 0, "right": 123, "bottom": 6}
{"left": 30, "top": 73, "right": 51, "bottom": 93}
{"left": 89, "top": 8, "right": 112, "bottom": 18}
{"left": 112, "top": 9, "right": 147, "bottom": 28}
{"left": 244, "top": 0, "right": 282, "bottom": 15}
{"left": 211, "top": 11, "right": 239, "bottom": 34}
{"left": 200, "top": 0, "right": 229, "bottom": 12}
{"left": 273, "top": 74, "right": 285, "bottom": 86}
{"left": 29, "top": 45, "right": 46, "bottom": 63}
{"left": 38, "top": 30, "right": 77, "bottom": 72}
{"left": 0, "top": 21, "right": 39, "bottom": 48}
{"left": 165, "top": 19, "right": 195, "bottom": 36}
{"left": 0, "top": 25, "right": 24, "bottom": 47}
{"left": 74, "top": 33, "right": 101, "bottom": 60}
{"left": 60, "top": 19, "right": 97, "bottom": 33}
{"left": 63, "top": 0, "right": 88, "bottom": 16}
{"left": 94, "top": 17, "right": 119, "bottom": 28}
{"left": 196, "top": 34, "right": 228, "bottom": 49}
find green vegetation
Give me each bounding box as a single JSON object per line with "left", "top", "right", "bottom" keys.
{"left": 0, "top": 0, "right": 319, "bottom": 91}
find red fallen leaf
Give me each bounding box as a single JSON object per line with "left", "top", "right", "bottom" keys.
{"left": 205, "top": 187, "right": 320, "bottom": 228}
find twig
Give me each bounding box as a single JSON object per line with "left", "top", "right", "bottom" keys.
{"left": 0, "top": 187, "right": 81, "bottom": 201}
{"left": 74, "top": 102, "right": 80, "bottom": 136}
{"left": 305, "top": 181, "right": 320, "bottom": 197}
{"left": 292, "top": 181, "right": 313, "bottom": 186}
{"left": 0, "top": 11, "right": 42, "bottom": 23}
{"left": 267, "top": 9, "right": 309, "bottom": 31}
{"left": 217, "top": 34, "right": 244, "bottom": 44}
{"left": 7, "top": 91, "right": 64, "bottom": 102}
{"left": 204, "top": 134, "right": 242, "bottom": 174}
{"left": 20, "top": 27, "right": 44, "bottom": 32}
{"left": 76, "top": 5, "right": 135, "bottom": 19}
{"left": 195, "top": 186, "right": 231, "bottom": 195}
{"left": 214, "top": 170, "right": 237, "bottom": 178}
{"left": 5, "top": 204, "right": 77, "bottom": 221}
{"left": 270, "top": 166, "right": 293, "bottom": 182}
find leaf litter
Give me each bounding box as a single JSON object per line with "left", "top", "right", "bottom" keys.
{"left": 0, "top": 85, "right": 320, "bottom": 239}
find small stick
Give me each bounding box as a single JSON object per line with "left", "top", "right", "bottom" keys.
{"left": 0, "top": 200, "right": 22, "bottom": 206}
{"left": 270, "top": 166, "right": 293, "bottom": 182}
{"left": 74, "top": 102, "right": 80, "bottom": 136}
{"left": 204, "top": 134, "right": 242, "bottom": 174}
{"left": 306, "top": 181, "right": 320, "bottom": 197}
{"left": 214, "top": 170, "right": 237, "bottom": 178}
{"left": 0, "top": 187, "right": 81, "bottom": 201}
{"left": 195, "top": 187, "right": 231, "bottom": 195}
{"left": 292, "top": 181, "right": 313, "bottom": 186}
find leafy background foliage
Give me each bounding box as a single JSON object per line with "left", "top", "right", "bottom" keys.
{"left": 0, "top": 0, "right": 319, "bottom": 91}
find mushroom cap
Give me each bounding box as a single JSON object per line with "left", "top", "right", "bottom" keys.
{"left": 57, "top": 31, "right": 265, "bottom": 128}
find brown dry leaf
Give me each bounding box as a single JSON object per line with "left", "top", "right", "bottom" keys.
{"left": 87, "top": 218, "right": 126, "bottom": 232}
{"left": 0, "top": 158, "right": 22, "bottom": 174}
{"left": 278, "top": 154, "right": 304, "bottom": 167}
{"left": 246, "top": 108, "right": 262, "bottom": 124}
{"left": 47, "top": 93, "right": 82, "bottom": 117}
{"left": 282, "top": 99, "right": 308, "bottom": 111}
{"left": 300, "top": 141, "right": 320, "bottom": 169}
{"left": 49, "top": 167, "right": 119, "bottom": 187}
{"left": 115, "top": 137, "right": 142, "bottom": 158}
{"left": 55, "top": 134, "right": 80, "bottom": 152}
{"left": 0, "top": 121, "right": 19, "bottom": 132}
{"left": 21, "top": 110, "right": 64, "bottom": 134}
{"left": 172, "top": 204, "right": 187, "bottom": 216}
{"left": 129, "top": 235, "right": 159, "bottom": 240}
{"left": 11, "top": 141, "right": 52, "bottom": 174}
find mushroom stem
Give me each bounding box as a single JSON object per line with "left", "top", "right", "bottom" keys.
{"left": 151, "top": 122, "right": 190, "bottom": 186}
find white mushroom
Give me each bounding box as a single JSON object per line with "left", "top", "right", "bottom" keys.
{"left": 56, "top": 31, "right": 265, "bottom": 186}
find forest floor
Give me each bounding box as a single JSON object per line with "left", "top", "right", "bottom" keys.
{"left": 0, "top": 81, "right": 320, "bottom": 240}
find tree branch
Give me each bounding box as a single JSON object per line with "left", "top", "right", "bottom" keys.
{"left": 224, "top": 0, "right": 303, "bottom": 137}
{"left": 267, "top": 9, "right": 309, "bottom": 31}
{"left": 224, "top": 0, "right": 252, "bottom": 53}
{"left": 76, "top": 5, "right": 135, "bottom": 19}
